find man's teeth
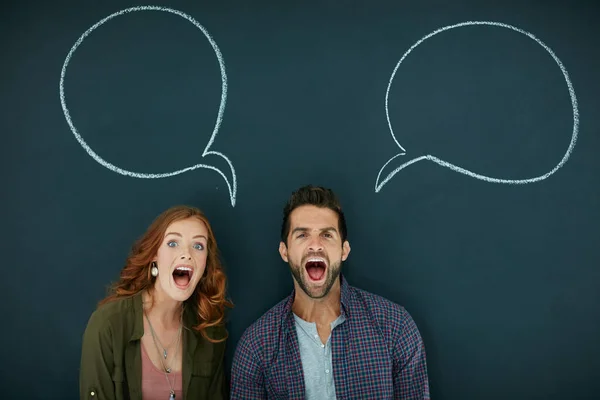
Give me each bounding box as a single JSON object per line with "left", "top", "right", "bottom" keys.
{"left": 307, "top": 258, "right": 325, "bottom": 263}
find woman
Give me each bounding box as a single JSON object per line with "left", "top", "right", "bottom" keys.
{"left": 80, "top": 205, "right": 233, "bottom": 400}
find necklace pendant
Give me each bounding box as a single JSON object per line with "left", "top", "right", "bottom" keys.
{"left": 163, "top": 349, "right": 168, "bottom": 359}
{"left": 169, "top": 390, "right": 176, "bottom": 399}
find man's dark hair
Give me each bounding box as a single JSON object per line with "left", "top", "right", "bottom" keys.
{"left": 280, "top": 185, "right": 347, "bottom": 244}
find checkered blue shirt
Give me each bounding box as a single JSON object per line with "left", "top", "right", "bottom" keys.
{"left": 231, "top": 275, "right": 430, "bottom": 399}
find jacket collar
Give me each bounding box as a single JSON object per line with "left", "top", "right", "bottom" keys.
{"left": 129, "top": 291, "right": 199, "bottom": 341}
{"left": 130, "top": 291, "right": 145, "bottom": 342}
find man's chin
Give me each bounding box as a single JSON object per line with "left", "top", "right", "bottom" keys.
{"left": 306, "top": 290, "right": 329, "bottom": 300}
{"left": 290, "top": 262, "right": 341, "bottom": 299}
{"left": 299, "top": 278, "right": 333, "bottom": 299}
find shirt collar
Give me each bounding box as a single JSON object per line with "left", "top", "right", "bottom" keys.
{"left": 339, "top": 274, "right": 352, "bottom": 318}
{"left": 284, "top": 273, "right": 353, "bottom": 320}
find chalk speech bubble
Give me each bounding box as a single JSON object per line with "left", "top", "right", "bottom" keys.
{"left": 375, "top": 21, "right": 579, "bottom": 193}
{"left": 59, "top": 6, "right": 237, "bottom": 206}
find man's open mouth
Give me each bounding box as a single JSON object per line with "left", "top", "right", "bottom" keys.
{"left": 304, "top": 257, "right": 327, "bottom": 281}
{"left": 172, "top": 265, "right": 194, "bottom": 288}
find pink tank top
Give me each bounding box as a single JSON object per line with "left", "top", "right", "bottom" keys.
{"left": 141, "top": 342, "right": 183, "bottom": 400}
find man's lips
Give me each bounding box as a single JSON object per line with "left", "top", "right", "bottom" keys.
{"left": 304, "top": 257, "right": 327, "bottom": 281}
{"left": 303, "top": 257, "right": 328, "bottom": 268}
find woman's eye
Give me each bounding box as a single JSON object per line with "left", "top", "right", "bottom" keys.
{"left": 193, "top": 243, "right": 204, "bottom": 250}
{"left": 167, "top": 241, "right": 178, "bottom": 247}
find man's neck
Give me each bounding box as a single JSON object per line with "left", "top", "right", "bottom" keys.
{"left": 143, "top": 289, "right": 183, "bottom": 330}
{"left": 292, "top": 279, "right": 342, "bottom": 326}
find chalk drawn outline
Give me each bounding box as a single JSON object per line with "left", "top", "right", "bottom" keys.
{"left": 59, "top": 5, "right": 237, "bottom": 206}
{"left": 376, "top": 21, "right": 579, "bottom": 192}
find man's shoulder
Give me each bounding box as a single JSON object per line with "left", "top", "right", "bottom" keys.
{"left": 237, "top": 295, "right": 291, "bottom": 350}
{"left": 348, "top": 284, "right": 418, "bottom": 332}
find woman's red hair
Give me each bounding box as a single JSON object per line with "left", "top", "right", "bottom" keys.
{"left": 99, "top": 205, "right": 233, "bottom": 343}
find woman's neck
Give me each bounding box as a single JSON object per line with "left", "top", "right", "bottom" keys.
{"left": 143, "top": 289, "right": 183, "bottom": 330}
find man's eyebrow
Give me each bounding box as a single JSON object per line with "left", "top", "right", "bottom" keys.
{"left": 320, "top": 226, "right": 338, "bottom": 233}
{"left": 291, "top": 227, "right": 338, "bottom": 234}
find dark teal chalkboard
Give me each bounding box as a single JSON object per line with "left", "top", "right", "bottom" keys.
{"left": 2, "top": 1, "right": 599, "bottom": 398}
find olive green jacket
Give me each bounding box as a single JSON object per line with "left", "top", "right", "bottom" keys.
{"left": 79, "top": 292, "right": 229, "bottom": 400}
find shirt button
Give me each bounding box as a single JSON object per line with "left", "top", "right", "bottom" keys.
{"left": 90, "top": 392, "right": 95, "bottom": 396}
{"left": 321, "top": 344, "right": 325, "bottom": 348}
{"left": 325, "top": 369, "right": 330, "bottom": 373}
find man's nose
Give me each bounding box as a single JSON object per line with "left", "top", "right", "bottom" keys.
{"left": 308, "top": 238, "right": 323, "bottom": 252}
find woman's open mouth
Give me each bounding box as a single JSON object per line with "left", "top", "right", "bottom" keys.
{"left": 172, "top": 265, "right": 194, "bottom": 289}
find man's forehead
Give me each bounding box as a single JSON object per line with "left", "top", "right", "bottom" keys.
{"left": 289, "top": 205, "right": 339, "bottom": 228}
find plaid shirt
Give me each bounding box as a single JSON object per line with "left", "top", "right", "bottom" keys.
{"left": 231, "top": 275, "right": 430, "bottom": 399}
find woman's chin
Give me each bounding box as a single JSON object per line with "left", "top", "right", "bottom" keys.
{"left": 168, "top": 280, "right": 198, "bottom": 302}
{"left": 154, "top": 280, "right": 197, "bottom": 304}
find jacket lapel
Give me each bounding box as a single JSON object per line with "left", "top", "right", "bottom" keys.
{"left": 182, "top": 305, "right": 198, "bottom": 399}
{"left": 126, "top": 293, "right": 145, "bottom": 400}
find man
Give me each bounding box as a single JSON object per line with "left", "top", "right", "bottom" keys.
{"left": 231, "top": 185, "right": 430, "bottom": 399}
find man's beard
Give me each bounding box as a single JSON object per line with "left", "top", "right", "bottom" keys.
{"left": 289, "top": 253, "right": 342, "bottom": 299}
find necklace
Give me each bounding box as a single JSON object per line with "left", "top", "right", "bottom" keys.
{"left": 145, "top": 310, "right": 183, "bottom": 361}
{"left": 144, "top": 307, "right": 183, "bottom": 399}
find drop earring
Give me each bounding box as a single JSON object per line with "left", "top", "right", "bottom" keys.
{"left": 151, "top": 262, "right": 159, "bottom": 277}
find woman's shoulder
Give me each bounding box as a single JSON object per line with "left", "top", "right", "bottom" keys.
{"left": 203, "top": 323, "right": 228, "bottom": 342}
{"left": 187, "top": 318, "right": 228, "bottom": 343}
{"left": 84, "top": 293, "right": 140, "bottom": 336}
{"left": 183, "top": 304, "right": 228, "bottom": 340}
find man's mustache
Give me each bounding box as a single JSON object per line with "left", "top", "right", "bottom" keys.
{"left": 302, "top": 252, "right": 328, "bottom": 263}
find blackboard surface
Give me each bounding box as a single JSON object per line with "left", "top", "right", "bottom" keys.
{"left": 2, "top": 1, "right": 599, "bottom": 399}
